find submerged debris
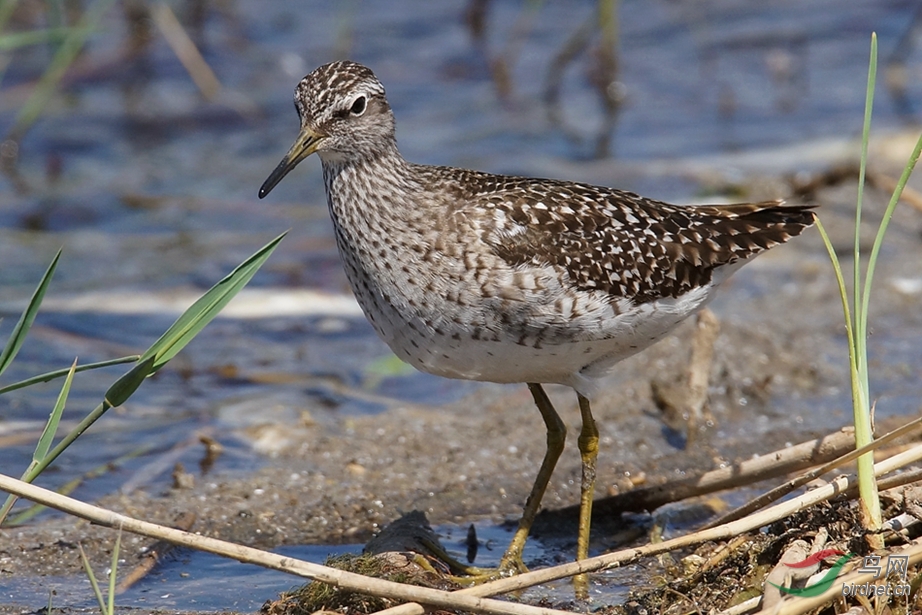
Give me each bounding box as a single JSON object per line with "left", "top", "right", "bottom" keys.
{"left": 261, "top": 512, "right": 461, "bottom": 615}
{"left": 260, "top": 551, "right": 460, "bottom": 615}
{"left": 607, "top": 498, "right": 922, "bottom": 614}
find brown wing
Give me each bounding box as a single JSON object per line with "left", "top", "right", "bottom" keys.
{"left": 481, "top": 177, "right": 816, "bottom": 303}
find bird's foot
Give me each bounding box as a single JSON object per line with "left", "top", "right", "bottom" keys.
{"left": 409, "top": 535, "right": 526, "bottom": 585}
{"left": 443, "top": 552, "right": 528, "bottom": 586}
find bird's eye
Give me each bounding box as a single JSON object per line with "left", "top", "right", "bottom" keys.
{"left": 350, "top": 96, "right": 367, "bottom": 116}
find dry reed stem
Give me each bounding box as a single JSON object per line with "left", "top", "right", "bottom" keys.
{"left": 708, "top": 415, "right": 922, "bottom": 526}
{"left": 0, "top": 473, "right": 574, "bottom": 615}
{"left": 115, "top": 511, "right": 197, "bottom": 593}
{"left": 370, "top": 441, "right": 922, "bottom": 615}
{"left": 150, "top": 2, "right": 221, "bottom": 100}
{"left": 572, "top": 428, "right": 857, "bottom": 517}
{"left": 3, "top": 437, "right": 922, "bottom": 615}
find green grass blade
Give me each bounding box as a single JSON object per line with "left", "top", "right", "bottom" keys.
{"left": 0, "top": 250, "right": 61, "bottom": 378}
{"left": 820, "top": 213, "right": 879, "bottom": 532}
{"left": 850, "top": 33, "right": 883, "bottom": 536}
{"left": 815, "top": 218, "right": 858, "bottom": 374}
{"left": 107, "top": 528, "right": 121, "bottom": 615}
{"left": 0, "top": 359, "right": 76, "bottom": 525}
{"left": 7, "top": 0, "right": 117, "bottom": 141}
{"left": 139, "top": 232, "right": 286, "bottom": 372}
{"left": 15, "top": 355, "right": 156, "bottom": 490}
{"left": 78, "top": 543, "right": 107, "bottom": 614}
{"left": 0, "top": 355, "right": 140, "bottom": 396}
{"left": 103, "top": 355, "right": 156, "bottom": 407}
{"left": 853, "top": 33, "right": 876, "bottom": 377}
{"left": 860, "top": 130, "right": 922, "bottom": 342}
{"left": 5, "top": 235, "right": 285, "bottom": 491}
{"left": 12, "top": 400, "right": 104, "bottom": 497}
{"left": 816, "top": 216, "right": 865, "bottom": 428}
{"left": 33, "top": 359, "right": 75, "bottom": 461}
{"left": 0, "top": 27, "right": 94, "bottom": 51}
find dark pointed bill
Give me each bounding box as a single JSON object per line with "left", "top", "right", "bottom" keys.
{"left": 258, "top": 127, "right": 324, "bottom": 199}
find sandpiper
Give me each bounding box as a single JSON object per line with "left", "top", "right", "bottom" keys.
{"left": 258, "top": 60, "right": 816, "bottom": 577}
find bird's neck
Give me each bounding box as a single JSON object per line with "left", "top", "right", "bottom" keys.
{"left": 319, "top": 143, "right": 428, "bottom": 271}
{"left": 319, "top": 143, "right": 430, "bottom": 324}
{"left": 321, "top": 143, "right": 416, "bottom": 222}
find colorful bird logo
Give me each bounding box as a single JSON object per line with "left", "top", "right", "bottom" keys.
{"left": 768, "top": 549, "right": 854, "bottom": 597}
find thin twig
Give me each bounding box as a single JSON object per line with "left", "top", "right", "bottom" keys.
{"left": 651, "top": 308, "right": 720, "bottom": 444}
{"left": 370, "top": 442, "right": 922, "bottom": 615}
{"left": 116, "top": 512, "right": 197, "bottom": 593}
{"left": 0, "top": 473, "right": 573, "bottom": 615}
{"left": 868, "top": 169, "right": 922, "bottom": 213}
{"left": 707, "top": 415, "right": 922, "bottom": 527}
{"left": 3, "top": 442, "right": 922, "bottom": 615}
{"left": 684, "top": 307, "right": 719, "bottom": 437}
{"left": 559, "top": 428, "right": 857, "bottom": 519}
{"left": 150, "top": 2, "right": 221, "bottom": 100}
{"left": 5, "top": 0, "right": 117, "bottom": 143}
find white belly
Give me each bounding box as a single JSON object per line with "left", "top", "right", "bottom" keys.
{"left": 363, "top": 280, "right": 717, "bottom": 398}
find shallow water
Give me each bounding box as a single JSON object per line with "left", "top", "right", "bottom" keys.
{"left": 2, "top": 0, "right": 922, "bottom": 611}
{"left": 3, "top": 543, "right": 360, "bottom": 612}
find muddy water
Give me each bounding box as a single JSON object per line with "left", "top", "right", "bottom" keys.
{"left": 2, "top": 0, "right": 922, "bottom": 612}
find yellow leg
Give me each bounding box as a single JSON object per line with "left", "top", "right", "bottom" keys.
{"left": 574, "top": 393, "right": 599, "bottom": 597}
{"left": 497, "top": 383, "right": 567, "bottom": 575}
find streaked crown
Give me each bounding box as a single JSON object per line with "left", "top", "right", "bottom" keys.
{"left": 294, "top": 61, "right": 396, "bottom": 159}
